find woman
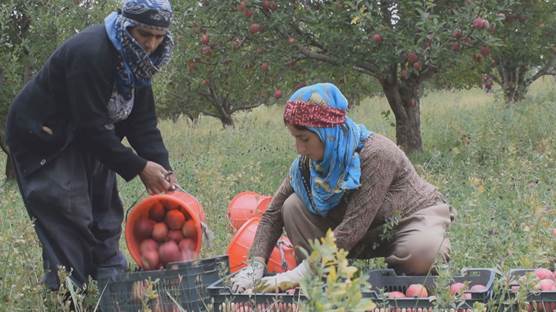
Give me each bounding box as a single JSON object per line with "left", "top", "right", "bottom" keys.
{"left": 6, "top": 0, "right": 176, "bottom": 289}
{"left": 231, "top": 83, "right": 454, "bottom": 292}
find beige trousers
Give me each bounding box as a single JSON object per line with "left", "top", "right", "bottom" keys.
{"left": 282, "top": 193, "right": 453, "bottom": 275}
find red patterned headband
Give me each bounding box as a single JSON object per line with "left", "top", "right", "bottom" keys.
{"left": 283, "top": 100, "right": 346, "bottom": 128}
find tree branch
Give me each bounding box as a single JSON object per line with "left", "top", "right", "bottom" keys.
{"left": 525, "top": 53, "right": 556, "bottom": 85}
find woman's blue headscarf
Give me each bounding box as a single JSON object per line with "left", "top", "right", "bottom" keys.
{"left": 104, "top": 0, "right": 174, "bottom": 101}
{"left": 287, "top": 83, "right": 373, "bottom": 216}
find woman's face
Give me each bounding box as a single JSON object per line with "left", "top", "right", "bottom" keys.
{"left": 287, "top": 124, "right": 324, "bottom": 161}
{"left": 128, "top": 26, "right": 166, "bottom": 54}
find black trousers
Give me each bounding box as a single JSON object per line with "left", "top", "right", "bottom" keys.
{"left": 12, "top": 145, "right": 127, "bottom": 290}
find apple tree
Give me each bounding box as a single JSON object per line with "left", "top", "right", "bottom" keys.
{"left": 191, "top": 0, "right": 503, "bottom": 153}
{"left": 155, "top": 0, "right": 377, "bottom": 127}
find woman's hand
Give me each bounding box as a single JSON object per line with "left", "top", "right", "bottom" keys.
{"left": 230, "top": 257, "right": 266, "bottom": 293}
{"left": 139, "top": 161, "right": 173, "bottom": 194}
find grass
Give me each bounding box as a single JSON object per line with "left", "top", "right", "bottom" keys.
{"left": 0, "top": 78, "right": 554, "bottom": 310}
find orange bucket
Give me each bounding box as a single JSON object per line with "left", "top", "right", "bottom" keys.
{"left": 227, "top": 217, "right": 297, "bottom": 273}
{"left": 227, "top": 191, "right": 272, "bottom": 231}
{"left": 125, "top": 191, "right": 206, "bottom": 269}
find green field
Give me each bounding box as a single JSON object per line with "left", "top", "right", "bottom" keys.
{"left": 1, "top": 79, "right": 555, "bottom": 310}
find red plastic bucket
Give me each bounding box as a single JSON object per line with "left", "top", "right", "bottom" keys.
{"left": 227, "top": 191, "right": 272, "bottom": 231}
{"left": 227, "top": 217, "right": 297, "bottom": 273}
{"left": 125, "top": 191, "right": 206, "bottom": 269}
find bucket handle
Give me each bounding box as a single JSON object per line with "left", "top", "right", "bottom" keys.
{"left": 123, "top": 179, "right": 184, "bottom": 222}
{"left": 276, "top": 239, "right": 292, "bottom": 272}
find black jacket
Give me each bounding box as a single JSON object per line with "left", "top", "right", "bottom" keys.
{"left": 6, "top": 24, "right": 171, "bottom": 181}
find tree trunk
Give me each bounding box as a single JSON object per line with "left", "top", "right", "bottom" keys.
{"left": 497, "top": 63, "right": 529, "bottom": 104}
{"left": 219, "top": 112, "right": 234, "bottom": 128}
{"left": 380, "top": 78, "right": 423, "bottom": 154}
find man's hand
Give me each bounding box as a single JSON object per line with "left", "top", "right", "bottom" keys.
{"left": 139, "top": 161, "right": 173, "bottom": 194}
{"left": 255, "top": 260, "right": 311, "bottom": 293}
{"left": 230, "top": 257, "right": 266, "bottom": 293}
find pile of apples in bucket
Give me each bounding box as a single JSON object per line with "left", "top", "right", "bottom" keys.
{"left": 133, "top": 200, "right": 199, "bottom": 270}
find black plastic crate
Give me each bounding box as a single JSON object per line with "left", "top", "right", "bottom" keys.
{"left": 99, "top": 255, "right": 229, "bottom": 312}
{"left": 207, "top": 276, "right": 305, "bottom": 312}
{"left": 507, "top": 268, "right": 556, "bottom": 311}
{"left": 364, "top": 268, "right": 498, "bottom": 310}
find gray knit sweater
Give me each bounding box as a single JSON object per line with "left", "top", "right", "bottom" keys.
{"left": 250, "top": 133, "right": 445, "bottom": 261}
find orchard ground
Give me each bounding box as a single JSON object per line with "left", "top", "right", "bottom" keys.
{"left": 0, "top": 78, "right": 554, "bottom": 310}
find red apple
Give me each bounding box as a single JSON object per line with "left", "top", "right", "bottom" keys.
{"left": 200, "top": 33, "right": 209, "bottom": 45}
{"left": 152, "top": 222, "right": 168, "bottom": 242}
{"left": 452, "top": 30, "right": 462, "bottom": 39}
{"left": 181, "top": 219, "right": 197, "bottom": 238}
{"left": 450, "top": 282, "right": 466, "bottom": 296}
{"left": 237, "top": 1, "right": 247, "bottom": 12}
{"left": 473, "top": 17, "right": 489, "bottom": 29}
{"left": 406, "top": 52, "right": 418, "bottom": 64}
{"left": 537, "top": 279, "right": 556, "bottom": 291}
{"left": 535, "top": 268, "right": 554, "bottom": 280}
{"left": 406, "top": 284, "right": 428, "bottom": 297}
{"left": 413, "top": 61, "right": 422, "bottom": 71}
{"left": 139, "top": 239, "right": 158, "bottom": 254}
{"left": 134, "top": 218, "right": 154, "bottom": 240}
{"left": 159, "top": 240, "right": 181, "bottom": 265}
{"left": 451, "top": 43, "right": 461, "bottom": 52}
{"left": 165, "top": 210, "right": 186, "bottom": 230}
{"left": 149, "top": 202, "right": 166, "bottom": 222}
{"left": 372, "top": 33, "right": 383, "bottom": 44}
{"left": 387, "top": 291, "right": 406, "bottom": 299}
{"left": 249, "top": 23, "right": 262, "bottom": 34}
{"left": 141, "top": 249, "right": 160, "bottom": 270}
{"left": 201, "top": 79, "right": 209, "bottom": 86}
{"left": 262, "top": 0, "right": 273, "bottom": 12}
{"left": 287, "top": 36, "right": 296, "bottom": 44}
{"left": 179, "top": 238, "right": 196, "bottom": 261}
{"left": 243, "top": 9, "right": 253, "bottom": 17}
{"left": 469, "top": 284, "right": 488, "bottom": 293}
{"left": 201, "top": 45, "right": 212, "bottom": 56}
{"left": 274, "top": 89, "right": 282, "bottom": 99}
{"left": 167, "top": 230, "right": 184, "bottom": 242}
{"left": 260, "top": 62, "right": 269, "bottom": 72}
{"left": 480, "top": 46, "right": 491, "bottom": 57}
{"left": 552, "top": 228, "right": 556, "bottom": 237}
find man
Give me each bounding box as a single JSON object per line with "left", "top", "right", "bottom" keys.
{"left": 6, "top": 0, "right": 176, "bottom": 290}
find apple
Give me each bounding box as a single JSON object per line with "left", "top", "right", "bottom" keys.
{"left": 200, "top": 33, "right": 209, "bottom": 45}
{"left": 141, "top": 249, "right": 160, "bottom": 270}
{"left": 413, "top": 61, "right": 422, "bottom": 71}
{"left": 274, "top": 89, "right": 282, "bottom": 99}
{"left": 469, "top": 284, "right": 488, "bottom": 293}
{"left": 451, "top": 43, "right": 461, "bottom": 52}
{"left": 452, "top": 30, "right": 462, "bottom": 39}
{"left": 372, "top": 33, "right": 383, "bottom": 44}
{"left": 387, "top": 291, "right": 406, "bottom": 299}
{"left": 260, "top": 62, "right": 269, "bottom": 72}
{"left": 168, "top": 230, "right": 184, "bottom": 242}
{"left": 139, "top": 238, "right": 158, "bottom": 254}
{"left": 237, "top": 1, "right": 247, "bottom": 12}
{"left": 243, "top": 9, "right": 253, "bottom": 17}
{"left": 405, "top": 284, "right": 428, "bottom": 297}
{"left": 165, "top": 210, "right": 186, "bottom": 230}
{"left": 536, "top": 279, "right": 556, "bottom": 291}
{"left": 249, "top": 23, "right": 262, "bottom": 34}
{"left": 535, "top": 268, "right": 554, "bottom": 280}
{"left": 406, "top": 52, "right": 418, "bottom": 64}
{"left": 262, "top": 0, "right": 273, "bottom": 12}
{"left": 201, "top": 45, "right": 212, "bottom": 56}
{"left": 450, "top": 282, "right": 466, "bottom": 296}
{"left": 152, "top": 222, "right": 169, "bottom": 242}
{"left": 202, "top": 79, "right": 209, "bottom": 86}
{"left": 134, "top": 218, "right": 154, "bottom": 240}
{"left": 149, "top": 202, "right": 166, "bottom": 222}
{"left": 472, "top": 17, "right": 489, "bottom": 29}
{"left": 287, "top": 36, "right": 296, "bottom": 44}
{"left": 552, "top": 228, "right": 556, "bottom": 237}
{"left": 179, "top": 238, "right": 196, "bottom": 260}
{"left": 181, "top": 219, "right": 197, "bottom": 238}
{"left": 480, "top": 46, "right": 491, "bottom": 57}
{"left": 159, "top": 240, "right": 181, "bottom": 265}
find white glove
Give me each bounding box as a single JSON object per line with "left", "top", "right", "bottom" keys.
{"left": 230, "top": 258, "right": 265, "bottom": 293}
{"left": 255, "top": 260, "right": 311, "bottom": 292}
